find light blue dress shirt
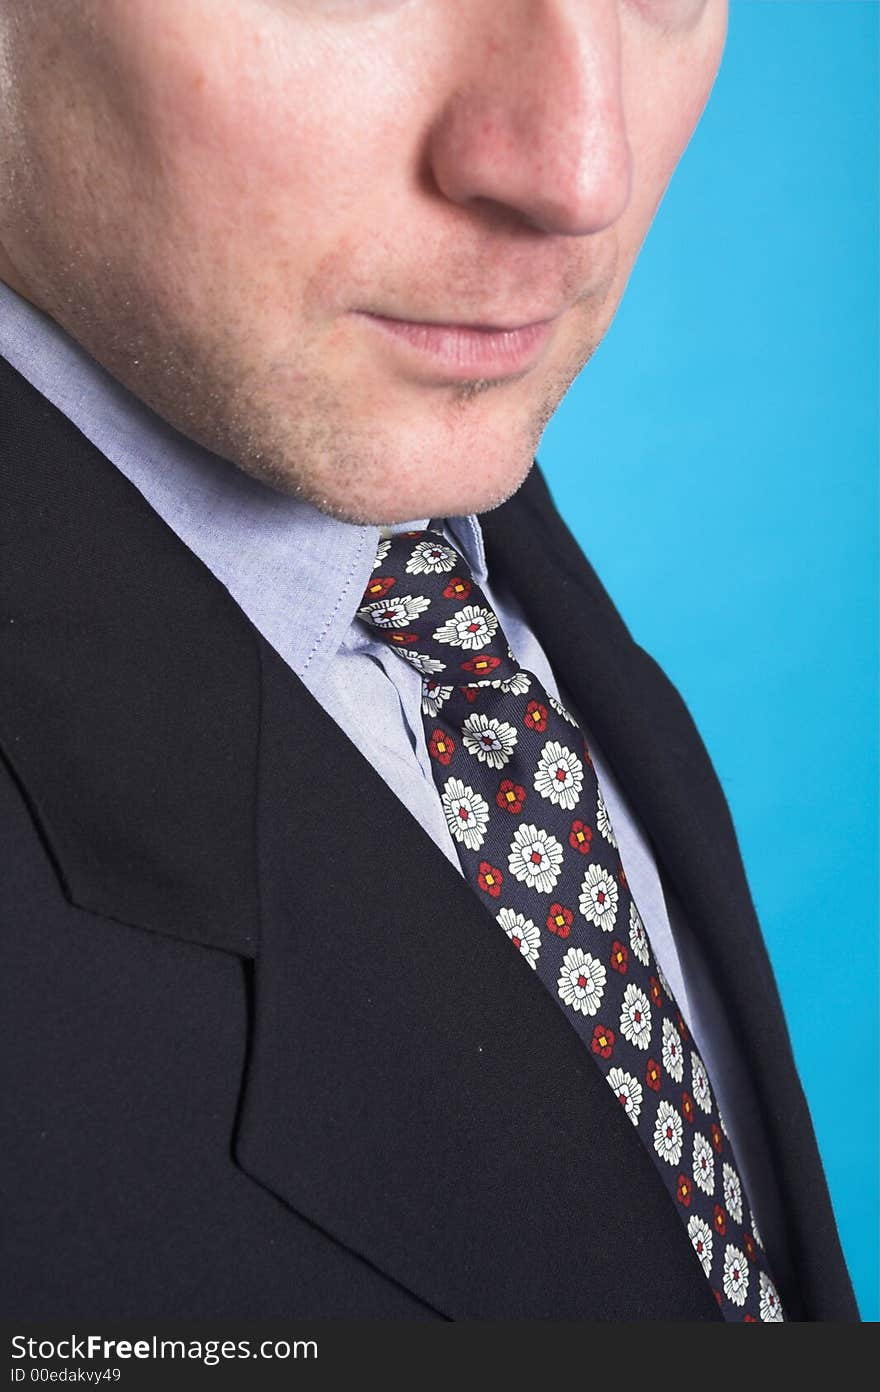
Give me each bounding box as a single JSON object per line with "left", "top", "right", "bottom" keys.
{"left": 0, "top": 278, "right": 780, "bottom": 1241}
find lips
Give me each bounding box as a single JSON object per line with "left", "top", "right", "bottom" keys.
{"left": 355, "top": 310, "right": 558, "bottom": 380}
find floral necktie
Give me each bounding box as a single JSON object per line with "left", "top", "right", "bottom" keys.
{"left": 357, "top": 526, "right": 785, "bottom": 1323}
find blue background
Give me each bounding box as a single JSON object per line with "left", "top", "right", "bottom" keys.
{"left": 538, "top": 0, "right": 878, "bottom": 1318}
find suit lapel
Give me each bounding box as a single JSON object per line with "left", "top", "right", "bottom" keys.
{"left": 0, "top": 355, "right": 261, "bottom": 957}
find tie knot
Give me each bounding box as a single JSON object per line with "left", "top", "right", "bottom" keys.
{"left": 357, "top": 527, "right": 520, "bottom": 685}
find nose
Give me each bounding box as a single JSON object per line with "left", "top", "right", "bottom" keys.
{"left": 426, "top": 0, "right": 633, "bottom": 237}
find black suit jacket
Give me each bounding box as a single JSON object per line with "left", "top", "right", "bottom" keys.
{"left": 0, "top": 353, "right": 858, "bottom": 1322}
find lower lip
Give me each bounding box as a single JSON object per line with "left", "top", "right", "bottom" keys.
{"left": 355, "top": 312, "right": 556, "bottom": 380}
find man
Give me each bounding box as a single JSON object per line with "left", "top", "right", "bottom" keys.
{"left": 0, "top": 0, "right": 857, "bottom": 1323}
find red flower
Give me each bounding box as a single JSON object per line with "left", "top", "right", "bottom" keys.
{"left": 524, "top": 700, "right": 548, "bottom": 732}
{"left": 710, "top": 1123, "right": 723, "bottom": 1154}
{"left": 645, "top": 1058, "right": 661, "bottom": 1092}
{"left": 676, "top": 1175, "right": 692, "bottom": 1208}
{"left": 458, "top": 686, "right": 479, "bottom": 703}
{"left": 681, "top": 1091, "right": 695, "bottom": 1125}
{"left": 583, "top": 742, "right": 594, "bottom": 768}
{"left": 590, "top": 1025, "right": 615, "bottom": 1059}
{"left": 676, "top": 1011, "right": 689, "bottom": 1041}
{"left": 743, "top": 1315, "right": 757, "bottom": 1323}
{"left": 461, "top": 655, "right": 500, "bottom": 676}
{"left": 496, "top": 779, "right": 526, "bottom": 814}
{"left": 649, "top": 975, "right": 662, "bottom": 1008}
{"left": 713, "top": 1289, "right": 723, "bottom": 1308}
{"left": 568, "top": 820, "right": 593, "bottom": 854}
{"left": 362, "top": 575, "right": 395, "bottom": 601}
{"left": 546, "top": 903, "right": 573, "bottom": 938}
{"left": 744, "top": 1232, "right": 757, "bottom": 1262}
{"left": 477, "top": 862, "right": 503, "bottom": 898}
{"left": 610, "top": 940, "right": 629, "bottom": 974}
{"left": 428, "top": 729, "right": 455, "bottom": 766}
{"left": 389, "top": 630, "right": 418, "bottom": 645}
{"left": 619, "top": 864, "right": 628, "bottom": 892}
{"left": 442, "top": 577, "right": 472, "bottom": 601}
{"left": 713, "top": 1204, "right": 727, "bottom": 1236}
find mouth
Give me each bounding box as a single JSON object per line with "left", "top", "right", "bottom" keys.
{"left": 352, "top": 310, "right": 560, "bottom": 382}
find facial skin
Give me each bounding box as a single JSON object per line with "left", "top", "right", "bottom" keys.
{"left": 0, "top": 0, "right": 727, "bottom": 523}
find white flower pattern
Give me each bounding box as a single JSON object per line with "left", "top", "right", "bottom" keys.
{"left": 653, "top": 1100, "right": 684, "bottom": 1167}
{"left": 596, "top": 786, "right": 617, "bottom": 846}
{"left": 421, "top": 679, "right": 453, "bottom": 717}
{"left": 547, "top": 694, "right": 578, "bottom": 726}
{"left": 360, "top": 592, "right": 430, "bottom": 627}
{"left": 691, "top": 1051, "right": 713, "bottom": 1114}
{"left": 661, "top": 1016, "right": 684, "bottom": 1083}
{"left": 607, "top": 1067, "right": 643, "bottom": 1125}
{"left": 432, "top": 604, "right": 498, "bottom": 650}
{"left": 578, "top": 864, "right": 619, "bottom": 932}
{"left": 533, "top": 740, "right": 584, "bottom": 811}
{"left": 461, "top": 714, "right": 518, "bottom": 769}
{"left": 508, "top": 824, "right": 564, "bottom": 894}
{"left": 496, "top": 907, "right": 540, "bottom": 968}
{"left": 398, "top": 648, "right": 446, "bottom": 675}
{"left": 557, "top": 946, "right": 606, "bottom": 1017}
{"left": 723, "top": 1245, "right": 749, "bottom": 1307}
{"left": 722, "top": 1162, "right": 744, "bottom": 1225}
{"left": 629, "top": 902, "right": 650, "bottom": 966}
{"left": 619, "top": 982, "right": 652, "bottom": 1050}
{"left": 491, "top": 671, "right": 531, "bottom": 695}
{"left": 440, "top": 777, "right": 489, "bottom": 852}
{"left": 405, "top": 539, "right": 457, "bottom": 574}
{"left": 759, "top": 1272, "right": 784, "bottom": 1322}
{"left": 687, "top": 1215, "right": 714, "bottom": 1278}
{"left": 692, "top": 1133, "right": 715, "bottom": 1195}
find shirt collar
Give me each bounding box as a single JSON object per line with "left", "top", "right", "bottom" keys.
{"left": 447, "top": 513, "right": 488, "bottom": 585}
{"left": 0, "top": 277, "right": 490, "bottom": 686}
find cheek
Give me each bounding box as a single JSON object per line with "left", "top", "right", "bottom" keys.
{"left": 137, "top": 11, "right": 413, "bottom": 273}
{"left": 619, "top": 9, "right": 726, "bottom": 237}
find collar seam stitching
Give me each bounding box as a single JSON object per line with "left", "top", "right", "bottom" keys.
{"left": 301, "top": 527, "right": 372, "bottom": 675}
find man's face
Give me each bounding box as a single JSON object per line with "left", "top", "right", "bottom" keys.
{"left": 0, "top": 0, "right": 726, "bottom": 522}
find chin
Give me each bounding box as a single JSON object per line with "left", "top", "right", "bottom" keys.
{"left": 207, "top": 365, "right": 550, "bottom": 524}
{"left": 337, "top": 410, "right": 543, "bottom": 524}
{"left": 306, "top": 451, "right": 536, "bottom": 527}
